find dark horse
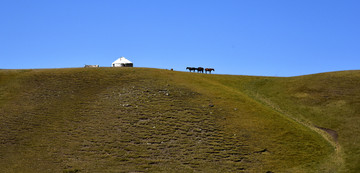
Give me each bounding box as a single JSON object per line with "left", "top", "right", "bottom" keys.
{"left": 197, "top": 67, "right": 204, "bottom": 73}
{"left": 186, "top": 67, "right": 196, "bottom": 72}
{"left": 205, "top": 68, "right": 215, "bottom": 74}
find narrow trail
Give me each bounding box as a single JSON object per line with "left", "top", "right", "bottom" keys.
{"left": 181, "top": 75, "right": 341, "bottom": 148}
{"left": 251, "top": 93, "right": 338, "bottom": 147}
{"left": 247, "top": 92, "right": 345, "bottom": 171}
{"left": 187, "top": 76, "right": 340, "bottom": 148}
{"left": 175, "top": 74, "right": 345, "bottom": 171}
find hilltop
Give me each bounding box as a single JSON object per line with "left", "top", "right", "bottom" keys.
{"left": 0, "top": 68, "right": 359, "bottom": 172}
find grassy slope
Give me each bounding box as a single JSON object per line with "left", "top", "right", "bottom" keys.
{"left": 231, "top": 70, "right": 360, "bottom": 173}
{"left": 0, "top": 68, "right": 356, "bottom": 172}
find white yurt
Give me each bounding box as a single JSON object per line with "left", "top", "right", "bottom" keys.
{"left": 112, "top": 57, "right": 133, "bottom": 67}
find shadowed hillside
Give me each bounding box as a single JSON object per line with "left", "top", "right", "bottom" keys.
{"left": 0, "top": 68, "right": 358, "bottom": 172}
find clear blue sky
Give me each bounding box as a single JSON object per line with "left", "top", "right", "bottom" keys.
{"left": 1, "top": 0, "right": 359, "bottom": 76}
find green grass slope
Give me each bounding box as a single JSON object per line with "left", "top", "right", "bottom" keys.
{"left": 231, "top": 70, "right": 360, "bottom": 173}
{"left": 0, "top": 68, "right": 356, "bottom": 172}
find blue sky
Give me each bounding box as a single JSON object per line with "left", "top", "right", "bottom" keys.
{"left": 1, "top": 0, "right": 359, "bottom": 76}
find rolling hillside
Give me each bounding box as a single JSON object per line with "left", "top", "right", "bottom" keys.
{"left": 0, "top": 68, "right": 358, "bottom": 172}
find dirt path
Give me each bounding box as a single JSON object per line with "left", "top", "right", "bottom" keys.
{"left": 241, "top": 91, "right": 345, "bottom": 169}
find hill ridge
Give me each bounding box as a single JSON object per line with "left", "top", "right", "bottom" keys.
{"left": 1, "top": 68, "right": 359, "bottom": 172}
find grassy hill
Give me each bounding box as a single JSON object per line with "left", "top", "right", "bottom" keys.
{"left": 0, "top": 68, "right": 358, "bottom": 172}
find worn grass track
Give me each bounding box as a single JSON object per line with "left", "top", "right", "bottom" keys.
{"left": 0, "top": 68, "right": 358, "bottom": 172}
{"left": 201, "top": 70, "right": 360, "bottom": 172}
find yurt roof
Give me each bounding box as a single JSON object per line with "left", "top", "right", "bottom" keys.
{"left": 112, "top": 57, "right": 132, "bottom": 64}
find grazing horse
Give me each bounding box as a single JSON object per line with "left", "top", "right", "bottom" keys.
{"left": 205, "top": 68, "right": 215, "bottom": 74}
{"left": 186, "top": 67, "right": 196, "bottom": 72}
{"left": 197, "top": 67, "right": 204, "bottom": 73}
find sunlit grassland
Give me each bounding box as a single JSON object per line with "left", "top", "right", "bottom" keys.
{"left": 198, "top": 70, "right": 360, "bottom": 172}
{"left": 169, "top": 72, "right": 335, "bottom": 172}
{"left": 239, "top": 71, "right": 360, "bottom": 172}
{"left": 0, "top": 68, "right": 358, "bottom": 172}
